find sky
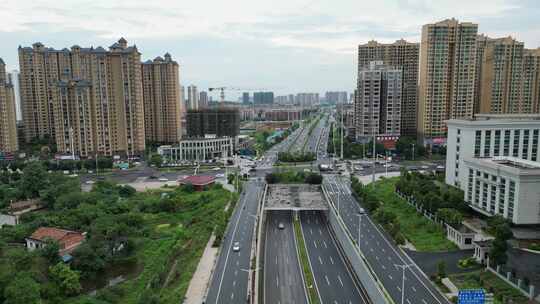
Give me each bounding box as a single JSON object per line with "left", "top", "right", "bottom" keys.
{"left": 1, "top": 0, "right": 539, "bottom": 100}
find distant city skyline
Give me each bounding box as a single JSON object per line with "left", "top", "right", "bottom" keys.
{"left": 1, "top": 0, "right": 539, "bottom": 98}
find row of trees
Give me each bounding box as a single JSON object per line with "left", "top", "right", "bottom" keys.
{"left": 277, "top": 152, "right": 316, "bottom": 163}
{"left": 350, "top": 177, "right": 405, "bottom": 244}
{"left": 0, "top": 158, "right": 114, "bottom": 172}
{"left": 265, "top": 171, "right": 323, "bottom": 185}
{"left": 395, "top": 170, "right": 469, "bottom": 219}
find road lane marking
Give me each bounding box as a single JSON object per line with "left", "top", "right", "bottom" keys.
{"left": 329, "top": 256, "right": 334, "bottom": 264}
{"left": 318, "top": 256, "right": 323, "bottom": 265}
{"left": 325, "top": 275, "right": 330, "bottom": 285}
{"left": 338, "top": 275, "right": 344, "bottom": 287}
{"left": 389, "top": 274, "right": 393, "bottom": 280}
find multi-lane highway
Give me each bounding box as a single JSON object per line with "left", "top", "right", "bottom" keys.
{"left": 300, "top": 210, "right": 369, "bottom": 304}
{"left": 324, "top": 175, "right": 451, "bottom": 304}
{"left": 205, "top": 180, "right": 264, "bottom": 304}
{"left": 264, "top": 211, "right": 308, "bottom": 304}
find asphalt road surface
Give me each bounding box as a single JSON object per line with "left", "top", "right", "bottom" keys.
{"left": 300, "top": 210, "right": 369, "bottom": 304}
{"left": 264, "top": 210, "right": 309, "bottom": 304}
{"left": 205, "top": 180, "right": 265, "bottom": 304}
{"left": 323, "top": 175, "right": 450, "bottom": 304}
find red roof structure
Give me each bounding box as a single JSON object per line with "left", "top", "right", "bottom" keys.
{"left": 178, "top": 175, "right": 216, "bottom": 191}
{"left": 28, "top": 227, "right": 85, "bottom": 254}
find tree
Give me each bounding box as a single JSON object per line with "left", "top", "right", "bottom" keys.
{"left": 118, "top": 185, "right": 136, "bottom": 198}
{"left": 150, "top": 154, "right": 162, "bottom": 167}
{"left": 49, "top": 262, "right": 82, "bottom": 296}
{"left": 437, "top": 260, "right": 447, "bottom": 278}
{"left": 3, "top": 272, "right": 41, "bottom": 304}
{"left": 71, "top": 243, "right": 106, "bottom": 277}
{"left": 489, "top": 220, "right": 513, "bottom": 265}
{"left": 40, "top": 239, "right": 60, "bottom": 264}
{"left": 436, "top": 208, "right": 463, "bottom": 227}
{"left": 20, "top": 161, "right": 49, "bottom": 198}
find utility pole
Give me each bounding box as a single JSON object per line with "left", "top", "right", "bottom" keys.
{"left": 372, "top": 131, "right": 376, "bottom": 184}
{"left": 340, "top": 102, "right": 344, "bottom": 160}
{"left": 411, "top": 143, "right": 415, "bottom": 161}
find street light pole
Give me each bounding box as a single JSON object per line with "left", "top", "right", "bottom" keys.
{"left": 411, "top": 143, "right": 415, "bottom": 161}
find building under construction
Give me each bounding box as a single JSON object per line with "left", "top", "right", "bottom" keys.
{"left": 186, "top": 108, "right": 240, "bottom": 138}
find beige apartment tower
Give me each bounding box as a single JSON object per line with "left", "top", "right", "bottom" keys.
{"left": 0, "top": 58, "right": 19, "bottom": 152}
{"left": 19, "top": 38, "right": 145, "bottom": 157}
{"left": 142, "top": 54, "right": 182, "bottom": 144}
{"left": 357, "top": 39, "right": 419, "bottom": 137}
{"left": 418, "top": 18, "right": 478, "bottom": 143}
{"left": 476, "top": 35, "right": 540, "bottom": 115}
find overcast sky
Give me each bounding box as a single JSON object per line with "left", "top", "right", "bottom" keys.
{"left": 1, "top": 0, "right": 539, "bottom": 99}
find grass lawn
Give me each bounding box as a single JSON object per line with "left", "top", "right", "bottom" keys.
{"left": 367, "top": 177, "right": 457, "bottom": 252}
{"left": 68, "top": 187, "right": 237, "bottom": 304}
{"left": 450, "top": 270, "right": 530, "bottom": 304}
{"left": 294, "top": 218, "right": 320, "bottom": 304}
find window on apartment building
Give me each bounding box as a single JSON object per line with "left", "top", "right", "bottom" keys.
{"left": 499, "top": 178, "right": 506, "bottom": 215}
{"left": 533, "top": 130, "right": 539, "bottom": 161}
{"left": 467, "top": 169, "right": 474, "bottom": 201}
{"left": 484, "top": 130, "right": 491, "bottom": 157}
{"left": 490, "top": 185, "right": 496, "bottom": 213}
{"left": 523, "top": 130, "right": 530, "bottom": 160}
{"left": 513, "top": 130, "right": 520, "bottom": 157}
{"left": 494, "top": 130, "right": 501, "bottom": 156}
{"left": 508, "top": 180, "right": 515, "bottom": 220}
{"left": 504, "top": 130, "right": 511, "bottom": 156}
{"left": 475, "top": 130, "right": 481, "bottom": 157}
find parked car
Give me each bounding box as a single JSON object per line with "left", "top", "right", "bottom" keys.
{"left": 216, "top": 173, "right": 225, "bottom": 178}
{"left": 232, "top": 242, "right": 241, "bottom": 252}
{"left": 158, "top": 177, "right": 168, "bottom": 182}
{"left": 278, "top": 223, "right": 285, "bottom": 229}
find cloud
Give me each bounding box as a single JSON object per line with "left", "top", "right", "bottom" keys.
{"left": 0, "top": 0, "right": 537, "bottom": 95}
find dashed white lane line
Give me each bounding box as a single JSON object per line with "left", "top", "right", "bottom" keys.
{"left": 412, "top": 286, "right": 417, "bottom": 292}
{"left": 313, "top": 240, "right": 318, "bottom": 248}
{"left": 325, "top": 275, "right": 330, "bottom": 285}
{"left": 337, "top": 275, "right": 344, "bottom": 287}
{"left": 318, "top": 256, "right": 323, "bottom": 265}
{"left": 388, "top": 274, "right": 393, "bottom": 280}
{"left": 329, "top": 256, "right": 334, "bottom": 264}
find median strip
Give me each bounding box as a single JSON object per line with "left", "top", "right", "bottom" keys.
{"left": 293, "top": 216, "right": 321, "bottom": 304}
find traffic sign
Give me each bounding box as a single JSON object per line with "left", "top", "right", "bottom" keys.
{"left": 458, "top": 289, "right": 485, "bottom": 304}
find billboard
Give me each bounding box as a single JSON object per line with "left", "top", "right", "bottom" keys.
{"left": 458, "top": 289, "right": 485, "bottom": 304}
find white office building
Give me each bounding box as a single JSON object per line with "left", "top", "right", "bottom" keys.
{"left": 157, "top": 136, "right": 233, "bottom": 162}
{"left": 462, "top": 157, "right": 540, "bottom": 225}
{"left": 446, "top": 114, "right": 540, "bottom": 224}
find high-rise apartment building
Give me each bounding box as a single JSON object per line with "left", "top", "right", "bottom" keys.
{"left": 142, "top": 53, "right": 182, "bottom": 144}
{"left": 253, "top": 92, "right": 274, "bottom": 104}
{"left": 358, "top": 39, "right": 419, "bottom": 136}
{"left": 324, "top": 91, "right": 348, "bottom": 104}
{"left": 242, "top": 92, "right": 250, "bottom": 104}
{"left": 418, "top": 18, "right": 478, "bottom": 144}
{"left": 0, "top": 58, "right": 19, "bottom": 152}
{"left": 295, "top": 93, "right": 319, "bottom": 107}
{"left": 8, "top": 70, "right": 21, "bottom": 121}
{"left": 354, "top": 61, "right": 402, "bottom": 141}
{"left": 187, "top": 85, "right": 199, "bottom": 110}
{"left": 18, "top": 38, "right": 145, "bottom": 157}
{"left": 199, "top": 91, "right": 208, "bottom": 108}
{"left": 475, "top": 36, "right": 540, "bottom": 115}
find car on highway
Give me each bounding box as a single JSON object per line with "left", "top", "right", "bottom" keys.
{"left": 158, "top": 177, "right": 168, "bottom": 182}
{"left": 85, "top": 180, "right": 95, "bottom": 185}
{"left": 212, "top": 167, "right": 221, "bottom": 171}
{"left": 278, "top": 223, "right": 285, "bottom": 229}
{"left": 232, "top": 242, "right": 240, "bottom": 252}
{"left": 215, "top": 173, "right": 225, "bottom": 178}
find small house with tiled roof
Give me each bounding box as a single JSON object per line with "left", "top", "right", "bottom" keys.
{"left": 26, "top": 227, "right": 86, "bottom": 260}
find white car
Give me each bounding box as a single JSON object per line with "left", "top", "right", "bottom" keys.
{"left": 158, "top": 177, "right": 168, "bottom": 182}
{"left": 85, "top": 180, "right": 95, "bottom": 185}
{"left": 232, "top": 242, "right": 241, "bottom": 252}
{"left": 216, "top": 173, "right": 225, "bottom": 178}
{"left": 212, "top": 167, "right": 221, "bottom": 171}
